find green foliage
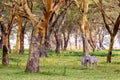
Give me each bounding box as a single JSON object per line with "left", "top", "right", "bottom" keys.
{"left": 0, "top": 50, "right": 120, "bottom": 80}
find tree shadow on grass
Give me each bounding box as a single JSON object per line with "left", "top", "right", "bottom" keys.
{"left": 10, "top": 57, "right": 21, "bottom": 62}
{"left": 40, "top": 71, "right": 64, "bottom": 76}
{"left": 114, "top": 69, "right": 120, "bottom": 73}
{"left": 12, "top": 70, "right": 64, "bottom": 76}
{"left": 90, "top": 53, "right": 120, "bottom": 57}
{"left": 113, "top": 49, "right": 120, "bottom": 52}
{"left": 90, "top": 50, "right": 120, "bottom": 57}
{"left": 62, "top": 51, "right": 83, "bottom": 57}
{"left": 61, "top": 50, "right": 120, "bottom": 57}
{"left": 40, "top": 65, "right": 68, "bottom": 76}
{"left": 111, "top": 62, "right": 120, "bottom": 64}
{"left": 48, "top": 50, "right": 120, "bottom": 57}
{"left": 100, "top": 61, "right": 120, "bottom": 65}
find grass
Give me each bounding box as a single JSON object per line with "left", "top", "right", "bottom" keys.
{"left": 0, "top": 49, "right": 120, "bottom": 80}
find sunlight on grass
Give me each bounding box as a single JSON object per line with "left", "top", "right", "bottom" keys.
{"left": 0, "top": 50, "right": 120, "bottom": 80}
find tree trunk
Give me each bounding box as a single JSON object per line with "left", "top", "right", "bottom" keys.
{"left": 23, "top": 0, "right": 65, "bottom": 72}
{"left": 8, "top": 36, "right": 11, "bottom": 53}
{"left": 64, "top": 38, "right": 69, "bottom": 50}
{"left": 107, "top": 36, "right": 115, "bottom": 63}
{"left": 14, "top": 28, "right": 21, "bottom": 55}
{"left": 75, "top": 0, "right": 89, "bottom": 56}
{"left": 19, "top": 21, "right": 26, "bottom": 54}
{"left": 19, "top": 27, "right": 25, "bottom": 54}
{"left": 56, "top": 42, "right": 60, "bottom": 54}
{"left": 2, "top": 34, "right": 10, "bottom": 65}
{"left": 0, "top": 15, "right": 12, "bottom": 65}
{"left": 39, "top": 44, "right": 48, "bottom": 57}
{"left": 64, "top": 40, "right": 68, "bottom": 50}
{"left": 82, "top": 35, "right": 89, "bottom": 56}
{"left": 88, "top": 39, "right": 95, "bottom": 52}
{"left": 60, "top": 38, "right": 64, "bottom": 50}
{"left": 14, "top": 15, "right": 22, "bottom": 55}
{"left": 106, "top": 14, "right": 120, "bottom": 63}
{"left": 92, "top": 37, "right": 97, "bottom": 52}
{"left": 98, "top": 0, "right": 120, "bottom": 63}
{"left": 54, "top": 32, "right": 61, "bottom": 54}
{"left": 40, "top": 28, "right": 49, "bottom": 57}
{"left": 25, "top": 29, "right": 40, "bottom": 72}
{"left": 63, "top": 32, "right": 69, "bottom": 50}
{"left": 0, "top": 38, "right": 2, "bottom": 49}
{"left": 81, "top": 15, "right": 89, "bottom": 56}
{"left": 89, "top": 30, "right": 97, "bottom": 52}
{"left": 99, "top": 34, "right": 105, "bottom": 50}
{"left": 75, "top": 33, "right": 78, "bottom": 49}
{"left": 79, "top": 39, "right": 82, "bottom": 50}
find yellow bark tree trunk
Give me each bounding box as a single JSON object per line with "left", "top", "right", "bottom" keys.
{"left": 81, "top": 15, "right": 89, "bottom": 56}
{"left": 2, "top": 34, "right": 9, "bottom": 65}
{"left": 14, "top": 15, "right": 22, "bottom": 55}
{"left": 74, "top": 0, "right": 89, "bottom": 56}
{"left": 0, "top": 13, "right": 14, "bottom": 65}
{"left": 24, "top": 0, "right": 64, "bottom": 72}
{"left": 107, "top": 35, "right": 115, "bottom": 63}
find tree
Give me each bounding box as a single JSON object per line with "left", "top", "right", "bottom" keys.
{"left": 14, "top": 15, "right": 22, "bottom": 55}
{"left": 74, "top": 0, "right": 90, "bottom": 56}
{"left": 0, "top": 7, "right": 15, "bottom": 65}
{"left": 19, "top": 20, "right": 27, "bottom": 54}
{"left": 53, "top": 10, "right": 67, "bottom": 54}
{"left": 61, "top": 16, "right": 75, "bottom": 50}
{"left": 14, "top": 17, "right": 27, "bottom": 55}
{"left": 93, "top": 0, "right": 120, "bottom": 63}
{"left": 21, "top": 0, "right": 64, "bottom": 72}
{"left": 64, "top": 3, "right": 81, "bottom": 50}
{"left": 43, "top": 0, "right": 72, "bottom": 54}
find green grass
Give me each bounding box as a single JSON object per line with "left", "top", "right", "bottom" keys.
{"left": 0, "top": 50, "right": 120, "bottom": 80}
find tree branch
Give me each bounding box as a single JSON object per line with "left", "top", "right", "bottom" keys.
{"left": 52, "top": 0, "right": 65, "bottom": 12}
{"left": 0, "top": 2, "right": 13, "bottom": 8}
{"left": 92, "top": 0, "right": 113, "bottom": 35}
{"left": 113, "top": 14, "right": 120, "bottom": 36}
{"left": 92, "top": 0, "right": 115, "bottom": 25}
{"left": 23, "top": 0, "right": 38, "bottom": 26}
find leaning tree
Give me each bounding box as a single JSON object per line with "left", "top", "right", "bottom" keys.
{"left": 93, "top": 0, "right": 120, "bottom": 63}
